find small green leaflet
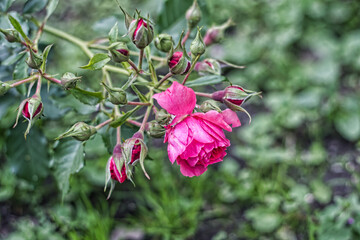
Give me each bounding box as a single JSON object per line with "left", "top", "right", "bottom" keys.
{"left": 80, "top": 53, "right": 110, "bottom": 70}
{"left": 8, "top": 15, "right": 31, "bottom": 44}
{"left": 69, "top": 87, "right": 103, "bottom": 105}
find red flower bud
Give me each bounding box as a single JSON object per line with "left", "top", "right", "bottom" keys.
{"left": 194, "top": 59, "right": 221, "bottom": 75}
{"left": 168, "top": 51, "right": 191, "bottom": 75}
{"left": 22, "top": 100, "right": 43, "bottom": 120}
{"left": 203, "top": 19, "right": 234, "bottom": 46}
{"left": 128, "top": 17, "right": 154, "bottom": 49}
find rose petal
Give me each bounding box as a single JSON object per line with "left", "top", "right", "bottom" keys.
{"left": 153, "top": 81, "right": 196, "bottom": 116}
{"left": 193, "top": 110, "right": 232, "bottom": 132}
{"left": 185, "top": 117, "right": 214, "bottom": 144}
{"left": 178, "top": 159, "right": 207, "bottom": 177}
{"left": 221, "top": 109, "right": 241, "bottom": 128}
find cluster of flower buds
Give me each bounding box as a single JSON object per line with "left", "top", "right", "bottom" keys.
{"left": 105, "top": 132, "right": 149, "bottom": 198}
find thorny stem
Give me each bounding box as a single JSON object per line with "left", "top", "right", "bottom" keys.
{"left": 182, "top": 54, "right": 201, "bottom": 85}
{"left": 116, "top": 127, "right": 121, "bottom": 144}
{"left": 138, "top": 49, "right": 144, "bottom": 71}
{"left": 10, "top": 74, "right": 38, "bottom": 87}
{"left": 181, "top": 29, "right": 191, "bottom": 46}
{"left": 95, "top": 118, "right": 113, "bottom": 130}
{"left": 195, "top": 92, "right": 213, "bottom": 98}
{"left": 127, "top": 101, "right": 151, "bottom": 106}
{"left": 156, "top": 72, "right": 173, "bottom": 88}
{"left": 33, "top": 21, "right": 45, "bottom": 51}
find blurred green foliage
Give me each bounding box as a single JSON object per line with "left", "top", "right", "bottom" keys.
{"left": 1, "top": 0, "right": 360, "bottom": 239}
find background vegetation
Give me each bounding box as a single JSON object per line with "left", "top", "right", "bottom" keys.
{"left": 1, "top": 0, "right": 359, "bottom": 239}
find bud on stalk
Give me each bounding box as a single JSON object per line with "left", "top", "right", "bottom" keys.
{"left": 168, "top": 32, "right": 191, "bottom": 75}
{"left": 108, "top": 42, "right": 130, "bottom": 63}
{"left": 154, "top": 34, "right": 173, "bottom": 53}
{"left": 101, "top": 82, "right": 127, "bottom": 105}
{"left": 148, "top": 121, "right": 166, "bottom": 138}
{"left": 203, "top": 19, "right": 234, "bottom": 46}
{"left": 194, "top": 59, "right": 221, "bottom": 75}
{"left": 26, "top": 48, "right": 43, "bottom": 69}
{"left": 0, "top": 28, "right": 21, "bottom": 43}
{"left": 128, "top": 16, "right": 154, "bottom": 49}
{"left": 190, "top": 27, "right": 206, "bottom": 57}
{"left": 186, "top": 0, "right": 202, "bottom": 30}
{"left": 61, "top": 72, "right": 81, "bottom": 90}
{"left": 56, "top": 122, "right": 97, "bottom": 141}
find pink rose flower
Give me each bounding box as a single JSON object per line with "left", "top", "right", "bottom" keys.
{"left": 153, "top": 81, "right": 240, "bottom": 177}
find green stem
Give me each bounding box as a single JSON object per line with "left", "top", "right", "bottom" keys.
{"left": 195, "top": 92, "right": 213, "bottom": 98}
{"left": 140, "top": 105, "right": 152, "bottom": 132}
{"left": 182, "top": 54, "right": 201, "bottom": 85}
{"left": 127, "top": 119, "right": 142, "bottom": 127}
{"left": 181, "top": 29, "right": 191, "bottom": 46}
{"left": 155, "top": 72, "right": 173, "bottom": 88}
{"left": 116, "top": 127, "right": 121, "bottom": 144}
{"left": 103, "top": 65, "right": 129, "bottom": 76}
{"left": 42, "top": 74, "right": 62, "bottom": 85}
{"left": 127, "top": 101, "right": 151, "bottom": 106}
{"left": 138, "top": 49, "right": 144, "bottom": 71}
{"left": 127, "top": 59, "right": 140, "bottom": 74}
{"left": 10, "top": 74, "right": 38, "bottom": 87}
{"left": 35, "top": 74, "right": 42, "bottom": 95}
{"left": 95, "top": 118, "right": 113, "bottom": 130}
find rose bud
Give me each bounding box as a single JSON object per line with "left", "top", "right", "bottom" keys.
{"left": 168, "top": 32, "right": 191, "bottom": 75}
{"left": 194, "top": 58, "right": 221, "bottom": 75}
{"left": 148, "top": 120, "right": 166, "bottom": 138}
{"left": 122, "top": 131, "right": 150, "bottom": 180}
{"left": 212, "top": 85, "right": 262, "bottom": 123}
{"left": 61, "top": 72, "right": 82, "bottom": 90}
{"left": 186, "top": 0, "right": 201, "bottom": 30}
{"left": 200, "top": 100, "right": 221, "bottom": 113}
{"left": 26, "top": 48, "right": 43, "bottom": 69}
{"left": 0, "top": 81, "right": 11, "bottom": 96}
{"left": 56, "top": 122, "right": 97, "bottom": 141}
{"left": 0, "top": 28, "right": 21, "bottom": 43}
{"left": 13, "top": 94, "right": 43, "bottom": 138}
{"left": 203, "top": 19, "right": 234, "bottom": 46}
{"left": 105, "top": 144, "right": 126, "bottom": 198}
{"left": 154, "top": 34, "right": 173, "bottom": 53}
{"left": 108, "top": 42, "right": 130, "bottom": 63}
{"left": 155, "top": 109, "right": 171, "bottom": 125}
{"left": 190, "top": 27, "right": 205, "bottom": 57}
{"left": 101, "top": 82, "right": 127, "bottom": 105}
{"left": 128, "top": 16, "right": 154, "bottom": 49}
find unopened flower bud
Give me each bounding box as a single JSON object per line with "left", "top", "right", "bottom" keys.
{"left": 108, "top": 144, "right": 127, "bottom": 184}
{"left": 168, "top": 32, "right": 191, "bottom": 75}
{"left": 0, "top": 28, "right": 21, "bottom": 43}
{"left": 101, "top": 82, "right": 127, "bottom": 105}
{"left": 190, "top": 27, "right": 206, "bottom": 57}
{"left": 108, "top": 42, "right": 130, "bottom": 63}
{"left": 0, "top": 81, "right": 11, "bottom": 96}
{"left": 122, "top": 132, "right": 150, "bottom": 180}
{"left": 56, "top": 122, "right": 97, "bottom": 141}
{"left": 148, "top": 121, "right": 166, "bottom": 138}
{"left": 154, "top": 34, "right": 173, "bottom": 52}
{"left": 13, "top": 94, "right": 43, "bottom": 138}
{"left": 186, "top": 0, "right": 201, "bottom": 29}
{"left": 61, "top": 72, "right": 81, "bottom": 90}
{"left": 128, "top": 17, "right": 154, "bottom": 49}
{"left": 200, "top": 100, "right": 221, "bottom": 113}
{"left": 194, "top": 59, "right": 221, "bottom": 75}
{"left": 204, "top": 19, "right": 234, "bottom": 46}
{"left": 26, "top": 48, "right": 43, "bottom": 69}
{"left": 155, "top": 109, "right": 171, "bottom": 125}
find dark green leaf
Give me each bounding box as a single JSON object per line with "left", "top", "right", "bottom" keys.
{"left": 52, "top": 139, "right": 84, "bottom": 200}
{"left": 157, "top": 0, "right": 192, "bottom": 31}
{"left": 8, "top": 15, "right": 31, "bottom": 43}
{"left": 334, "top": 112, "right": 360, "bottom": 141}
{"left": 69, "top": 87, "right": 103, "bottom": 105}
{"left": 110, "top": 105, "right": 141, "bottom": 128}
{"left": 12, "top": 53, "right": 28, "bottom": 95}
{"left": 80, "top": 53, "right": 110, "bottom": 70}
{"left": 45, "top": 0, "right": 59, "bottom": 20}
{"left": 131, "top": 85, "right": 148, "bottom": 102}
{"left": 5, "top": 123, "right": 49, "bottom": 181}
{"left": 0, "top": 0, "right": 16, "bottom": 12}
{"left": 40, "top": 44, "right": 53, "bottom": 72}
{"left": 23, "top": 0, "right": 47, "bottom": 14}
{"left": 2, "top": 52, "right": 25, "bottom": 66}
{"left": 185, "top": 75, "right": 226, "bottom": 87}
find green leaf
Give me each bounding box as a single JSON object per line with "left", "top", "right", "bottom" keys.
{"left": 0, "top": 0, "right": 15, "bottom": 11}
{"left": 40, "top": 44, "right": 53, "bottom": 72}
{"left": 131, "top": 85, "right": 148, "bottom": 102}
{"left": 311, "top": 180, "right": 332, "bottom": 204}
{"left": 157, "top": 0, "right": 193, "bottom": 31}
{"left": 2, "top": 52, "right": 26, "bottom": 66}
{"left": 5, "top": 123, "right": 49, "bottom": 181}
{"left": 23, "top": 0, "right": 47, "bottom": 14}
{"left": 108, "top": 22, "right": 118, "bottom": 44}
{"left": 8, "top": 15, "right": 31, "bottom": 43}
{"left": 69, "top": 87, "right": 103, "bottom": 105}
{"left": 334, "top": 111, "right": 360, "bottom": 141}
{"left": 52, "top": 139, "right": 84, "bottom": 200}
{"left": 45, "top": 0, "right": 59, "bottom": 20}
{"left": 12, "top": 53, "right": 28, "bottom": 95}
{"left": 80, "top": 53, "right": 110, "bottom": 70}
{"left": 110, "top": 105, "right": 141, "bottom": 128}
{"left": 185, "top": 75, "right": 226, "bottom": 87}
{"left": 246, "top": 207, "right": 282, "bottom": 233}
